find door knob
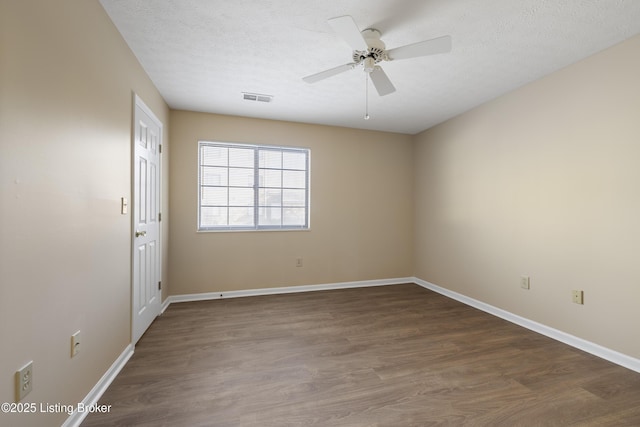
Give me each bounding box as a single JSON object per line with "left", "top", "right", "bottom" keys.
{"left": 135, "top": 230, "right": 147, "bottom": 237}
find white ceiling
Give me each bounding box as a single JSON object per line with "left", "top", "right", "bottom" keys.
{"left": 99, "top": 0, "right": 640, "bottom": 135}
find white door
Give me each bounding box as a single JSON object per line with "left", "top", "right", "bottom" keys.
{"left": 132, "top": 95, "right": 162, "bottom": 345}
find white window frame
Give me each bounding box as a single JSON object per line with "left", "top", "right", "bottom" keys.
{"left": 198, "top": 141, "right": 310, "bottom": 231}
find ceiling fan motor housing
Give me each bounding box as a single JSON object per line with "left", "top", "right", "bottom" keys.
{"left": 353, "top": 28, "right": 388, "bottom": 70}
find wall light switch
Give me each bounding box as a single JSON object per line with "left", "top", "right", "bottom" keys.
{"left": 520, "top": 276, "right": 530, "bottom": 290}
{"left": 71, "top": 331, "right": 81, "bottom": 357}
{"left": 121, "top": 197, "right": 128, "bottom": 215}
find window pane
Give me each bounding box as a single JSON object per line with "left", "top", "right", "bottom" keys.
{"left": 282, "top": 170, "right": 306, "bottom": 189}
{"left": 229, "top": 167, "right": 254, "bottom": 187}
{"left": 259, "top": 207, "right": 282, "bottom": 226}
{"left": 201, "top": 166, "right": 227, "bottom": 186}
{"left": 259, "top": 150, "right": 281, "bottom": 169}
{"left": 199, "top": 142, "right": 308, "bottom": 231}
{"left": 283, "top": 189, "right": 306, "bottom": 207}
{"left": 283, "top": 151, "right": 306, "bottom": 170}
{"left": 201, "top": 187, "right": 227, "bottom": 206}
{"left": 229, "top": 148, "right": 254, "bottom": 167}
{"left": 259, "top": 169, "right": 281, "bottom": 187}
{"left": 229, "top": 187, "right": 254, "bottom": 206}
{"left": 283, "top": 208, "right": 306, "bottom": 226}
{"left": 229, "top": 207, "right": 254, "bottom": 226}
{"left": 200, "top": 207, "right": 227, "bottom": 227}
{"left": 259, "top": 188, "right": 282, "bottom": 206}
{"left": 201, "top": 146, "right": 227, "bottom": 167}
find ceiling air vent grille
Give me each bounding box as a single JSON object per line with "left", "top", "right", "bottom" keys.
{"left": 242, "top": 92, "right": 273, "bottom": 103}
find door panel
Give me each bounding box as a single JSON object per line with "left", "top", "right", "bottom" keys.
{"left": 136, "top": 244, "right": 147, "bottom": 313}
{"left": 132, "top": 95, "right": 162, "bottom": 345}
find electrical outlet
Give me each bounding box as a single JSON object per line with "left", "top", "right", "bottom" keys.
{"left": 15, "top": 361, "right": 33, "bottom": 402}
{"left": 520, "top": 276, "right": 530, "bottom": 290}
{"left": 71, "top": 331, "right": 81, "bottom": 357}
{"left": 296, "top": 257, "right": 303, "bottom": 267}
{"left": 572, "top": 290, "right": 584, "bottom": 305}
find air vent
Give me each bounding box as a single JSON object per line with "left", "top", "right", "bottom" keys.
{"left": 242, "top": 92, "right": 273, "bottom": 103}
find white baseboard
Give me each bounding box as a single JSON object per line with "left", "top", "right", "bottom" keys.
{"left": 62, "top": 344, "right": 134, "bottom": 427}
{"left": 413, "top": 277, "right": 640, "bottom": 374}
{"left": 166, "top": 277, "right": 414, "bottom": 305}
{"left": 161, "top": 296, "right": 171, "bottom": 314}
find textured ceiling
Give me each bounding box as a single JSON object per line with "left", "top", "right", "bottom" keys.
{"left": 99, "top": 0, "right": 640, "bottom": 135}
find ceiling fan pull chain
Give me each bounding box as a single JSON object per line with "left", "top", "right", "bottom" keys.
{"left": 364, "top": 73, "right": 370, "bottom": 120}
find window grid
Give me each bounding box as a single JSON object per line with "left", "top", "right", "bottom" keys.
{"left": 199, "top": 142, "right": 309, "bottom": 231}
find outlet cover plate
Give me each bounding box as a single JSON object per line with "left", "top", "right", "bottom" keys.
{"left": 572, "top": 290, "right": 584, "bottom": 304}
{"left": 16, "top": 361, "right": 33, "bottom": 402}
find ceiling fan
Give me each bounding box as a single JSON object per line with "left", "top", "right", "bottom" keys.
{"left": 303, "top": 15, "right": 452, "bottom": 97}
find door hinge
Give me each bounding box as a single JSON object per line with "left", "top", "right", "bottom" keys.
{"left": 159, "top": 144, "right": 162, "bottom": 154}
{"left": 158, "top": 281, "right": 162, "bottom": 290}
{"left": 158, "top": 212, "right": 162, "bottom": 222}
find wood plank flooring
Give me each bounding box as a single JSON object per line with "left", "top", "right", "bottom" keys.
{"left": 82, "top": 284, "right": 640, "bottom": 426}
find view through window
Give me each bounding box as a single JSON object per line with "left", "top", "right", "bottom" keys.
{"left": 198, "top": 141, "right": 310, "bottom": 231}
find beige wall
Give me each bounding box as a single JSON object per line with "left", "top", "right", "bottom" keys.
{"left": 0, "top": 1, "right": 169, "bottom": 425}
{"left": 169, "top": 111, "right": 414, "bottom": 294}
{"left": 414, "top": 34, "right": 640, "bottom": 359}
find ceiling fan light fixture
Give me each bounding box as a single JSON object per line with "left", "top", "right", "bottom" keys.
{"left": 363, "top": 57, "right": 376, "bottom": 73}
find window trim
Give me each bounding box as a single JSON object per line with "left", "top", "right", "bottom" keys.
{"left": 197, "top": 141, "right": 310, "bottom": 232}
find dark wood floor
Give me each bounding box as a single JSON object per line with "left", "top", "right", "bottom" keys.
{"left": 82, "top": 284, "right": 640, "bottom": 426}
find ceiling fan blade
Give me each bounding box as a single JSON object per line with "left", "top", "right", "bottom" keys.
{"left": 369, "top": 66, "right": 396, "bottom": 96}
{"left": 387, "top": 35, "right": 452, "bottom": 60}
{"left": 302, "top": 63, "right": 355, "bottom": 84}
{"left": 328, "top": 15, "right": 369, "bottom": 51}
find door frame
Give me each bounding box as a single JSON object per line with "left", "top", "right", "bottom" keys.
{"left": 131, "top": 93, "right": 163, "bottom": 344}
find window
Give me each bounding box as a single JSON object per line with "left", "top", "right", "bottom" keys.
{"left": 198, "top": 141, "right": 310, "bottom": 231}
